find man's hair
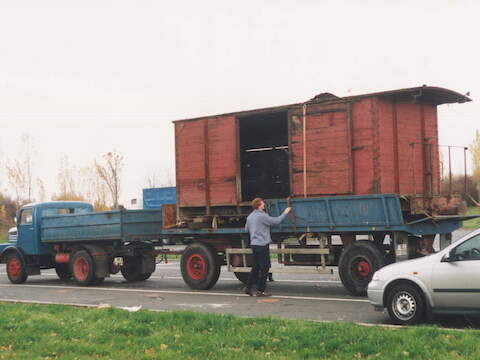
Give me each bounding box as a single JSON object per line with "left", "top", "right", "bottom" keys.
{"left": 251, "top": 197, "right": 264, "bottom": 209}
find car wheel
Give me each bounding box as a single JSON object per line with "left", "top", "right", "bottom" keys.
{"left": 386, "top": 284, "right": 425, "bottom": 325}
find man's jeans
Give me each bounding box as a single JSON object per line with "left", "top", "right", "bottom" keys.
{"left": 247, "top": 244, "right": 269, "bottom": 292}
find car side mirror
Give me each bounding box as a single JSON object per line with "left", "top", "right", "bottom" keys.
{"left": 14, "top": 217, "right": 17, "bottom": 225}
{"left": 442, "top": 252, "right": 455, "bottom": 263}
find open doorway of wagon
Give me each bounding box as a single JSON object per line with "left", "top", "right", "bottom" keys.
{"left": 239, "top": 111, "right": 290, "bottom": 201}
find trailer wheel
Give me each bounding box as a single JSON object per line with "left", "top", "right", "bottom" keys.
{"left": 92, "top": 277, "right": 105, "bottom": 286}
{"left": 55, "top": 263, "right": 71, "bottom": 280}
{"left": 234, "top": 272, "right": 249, "bottom": 284}
{"left": 136, "top": 272, "right": 153, "bottom": 281}
{"left": 6, "top": 253, "right": 28, "bottom": 284}
{"left": 121, "top": 257, "right": 154, "bottom": 282}
{"left": 70, "top": 250, "right": 96, "bottom": 286}
{"left": 386, "top": 284, "right": 425, "bottom": 325}
{"left": 181, "top": 243, "right": 220, "bottom": 290}
{"left": 339, "top": 240, "right": 384, "bottom": 296}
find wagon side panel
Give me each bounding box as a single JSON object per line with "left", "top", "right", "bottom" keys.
{"left": 290, "top": 107, "right": 351, "bottom": 196}
{"left": 175, "top": 120, "right": 207, "bottom": 207}
{"left": 207, "top": 115, "right": 238, "bottom": 206}
{"left": 350, "top": 98, "right": 376, "bottom": 194}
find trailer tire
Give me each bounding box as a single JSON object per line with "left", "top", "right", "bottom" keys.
{"left": 234, "top": 272, "right": 249, "bottom": 284}
{"left": 136, "top": 272, "right": 153, "bottom": 281}
{"left": 70, "top": 250, "right": 96, "bottom": 286}
{"left": 181, "top": 243, "right": 220, "bottom": 290}
{"left": 339, "top": 240, "right": 384, "bottom": 296}
{"left": 6, "top": 253, "right": 28, "bottom": 284}
{"left": 55, "top": 263, "right": 71, "bottom": 280}
{"left": 121, "top": 256, "right": 154, "bottom": 282}
{"left": 92, "top": 277, "right": 105, "bottom": 286}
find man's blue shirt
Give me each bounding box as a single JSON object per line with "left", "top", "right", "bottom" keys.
{"left": 245, "top": 209, "right": 287, "bottom": 246}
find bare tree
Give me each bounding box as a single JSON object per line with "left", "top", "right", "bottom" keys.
{"left": 56, "top": 156, "right": 78, "bottom": 198}
{"left": 95, "top": 151, "right": 124, "bottom": 208}
{"left": 78, "top": 165, "right": 109, "bottom": 210}
{"left": 145, "top": 171, "right": 160, "bottom": 188}
{"left": 6, "top": 159, "right": 28, "bottom": 203}
{"left": 5, "top": 134, "right": 36, "bottom": 203}
{"left": 471, "top": 129, "right": 480, "bottom": 196}
{"left": 36, "top": 178, "right": 46, "bottom": 202}
{"left": 144, "top": 168, "right": 175, "bottom": 188}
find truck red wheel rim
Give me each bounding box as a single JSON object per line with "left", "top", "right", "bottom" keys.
{"left": 355, "top": 260, "right": 371, "bottom": 278}
{"left": 186, "top": 254, "right": 206, "bottom": 280}
{"left": 73, "top": 256, "right": 89, "bottom": 281}
{"left": 7, "top": 257, "right": 21, "bottom": 278}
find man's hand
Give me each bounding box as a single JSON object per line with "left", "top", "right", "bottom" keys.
{"left": 283, "top": 207, "right": 292, "bottom": 215}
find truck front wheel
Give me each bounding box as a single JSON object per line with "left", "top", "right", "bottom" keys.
{"left": 6, "top": 253, "right": 28, "bottom": 284}
{"left": 181, "top": 243, "right": 220, "bottom": 290}
{"left": 70, "top": 250, "right": 96, "bottom": 286}
{"left": 339, "top": 240, "right": 384, "bottom": 296}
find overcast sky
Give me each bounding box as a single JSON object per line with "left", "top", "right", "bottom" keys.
{"left": 0, "top": 0, "right": 479, "bottom": 204}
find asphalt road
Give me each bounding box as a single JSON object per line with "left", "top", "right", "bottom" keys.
{"left": 0, "top": 229, "right": 478, "bottom": 328}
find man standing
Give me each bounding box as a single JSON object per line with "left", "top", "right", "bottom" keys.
{"left": 244, "top": 198, "right": 291, "bottom": 297}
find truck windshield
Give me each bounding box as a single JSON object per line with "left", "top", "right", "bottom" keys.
{"left": 42, "top": 208, "right": 91, "bottom": 217}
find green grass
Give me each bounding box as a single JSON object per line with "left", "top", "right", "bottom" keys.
{"left": 463, "top": 207, "right": 480, "bottom": 229}
{"left": 0, "top": 304, "right": 479, "bottom": 359}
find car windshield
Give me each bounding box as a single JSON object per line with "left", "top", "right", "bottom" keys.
{"left": 41, "top": 207, "right": 90, "bottom": 217}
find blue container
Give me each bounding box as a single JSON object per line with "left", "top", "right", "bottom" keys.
{"left": 143, "top": 187, "right": 176, "bottom": 209}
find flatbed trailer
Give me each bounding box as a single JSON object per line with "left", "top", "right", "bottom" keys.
{"left": 1, "top": 196, "right": 476, "bottom": 295}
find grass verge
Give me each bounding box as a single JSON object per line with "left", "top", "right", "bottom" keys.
{"left": 463, "top": 207, "right": 480, "bottom": 229}
{"left": 0, "top": 303, "right": 479, "bottom": 359}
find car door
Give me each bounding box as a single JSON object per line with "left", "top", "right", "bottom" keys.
{"left": 17, "top": 207, "right": 37, "bottom": 255}
{"left": 431, "top": 233, "right": 480, "bottom": 310}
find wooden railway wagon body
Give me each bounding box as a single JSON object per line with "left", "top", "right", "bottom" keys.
{"left": 173, "top": 86, "right": 470, "bottom": 226}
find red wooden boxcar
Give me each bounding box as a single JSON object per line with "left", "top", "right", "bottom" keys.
{"left": 173, "top": 86, "right": 470, "bottom": 225}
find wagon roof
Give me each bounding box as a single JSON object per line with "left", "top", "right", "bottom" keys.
{"left": 172, "top": 85, "right": 471, "bottom": 123}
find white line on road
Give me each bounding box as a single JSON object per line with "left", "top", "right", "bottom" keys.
{"left": 0, "top": 283, "right": 369, "bottom": 303}
{"left": 0, "top": 272, "right": 342, "bottom": 284}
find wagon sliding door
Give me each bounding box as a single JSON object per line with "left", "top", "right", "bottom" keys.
{"left": 290, "top": 109, "right": 353, "bottom": 197}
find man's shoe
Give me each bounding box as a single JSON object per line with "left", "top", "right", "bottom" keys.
{"left": 245, "top": 288, "right": 253, "bottom": 296}
{"left": 256, "top": 291, "right": 272, "bottom": 297}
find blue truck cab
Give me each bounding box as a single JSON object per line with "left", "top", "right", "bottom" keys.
{"left": 0, "top": 202, "right": 93, "bottom": 283}
{"left": 1, "top": 200, "right": 162, "bottom": 286}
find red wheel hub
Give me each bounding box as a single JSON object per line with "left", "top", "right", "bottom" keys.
{"left": 186, "top": 254, "right": 206, "bottom": 280}
{"left": 7, "top": 257, "right": 21, "bottom": 278}
{"left": 356, "top": 260, "right": 371, "bottom": 277}
{"left": 73, "top": 256, "right": 89, "bottom": 281}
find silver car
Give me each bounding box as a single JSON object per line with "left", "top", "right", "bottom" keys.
{"left": 368, "top": 229, "right": 480, "bottom": 325}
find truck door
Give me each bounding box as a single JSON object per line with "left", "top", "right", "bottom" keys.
{"left": 431, "top": 233, "right": 480, "bottom": 309}
{"left": 17, "top": 208, "right": 37, "bottom": 255}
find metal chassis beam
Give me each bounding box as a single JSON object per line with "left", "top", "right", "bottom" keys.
{"left": 225, "top": 247, "right": 332, "bottom": 275}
